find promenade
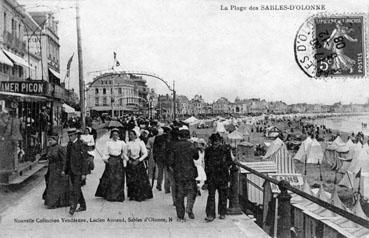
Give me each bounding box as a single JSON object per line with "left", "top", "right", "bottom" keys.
{"left": 0, "top": 131, "right": 269, "bottom": 238}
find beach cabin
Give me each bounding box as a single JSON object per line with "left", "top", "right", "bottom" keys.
{"left": 263, "top": 138, "right": 295, "bottom": 173}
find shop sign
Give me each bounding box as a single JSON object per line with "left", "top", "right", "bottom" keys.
{"left": 0, "top": 81, "right": 46, "bottom": 95}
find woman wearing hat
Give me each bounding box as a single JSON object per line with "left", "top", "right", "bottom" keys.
{"left": 42, "top": 134, "right": 70, "bottom": 209}
{"left": 95, "top": 128, "right": 126, "bottom": 202}
{"left": 125, "top": 127, "right": 153, "bottom": 201}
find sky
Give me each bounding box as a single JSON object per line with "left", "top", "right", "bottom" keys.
{"left": 19, "top": 0, "right": 369, "bottom": 104}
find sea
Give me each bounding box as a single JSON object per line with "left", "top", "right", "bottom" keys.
{"left": 312, "top": 114, "right": 369, "bottom": 136}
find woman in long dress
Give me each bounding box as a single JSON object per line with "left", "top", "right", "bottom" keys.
{"left": 125, "top": 127, "right": 153, "bottom": 201}
{"left": 42, "top": 134, "right": 70, "bottom": 209}
{"left": 95, "top": 128, "right": 126, "bottom": 202}
{"left": 324, "top": 20, "right": 358, "bottom": 73}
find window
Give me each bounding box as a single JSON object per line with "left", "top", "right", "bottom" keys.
{"left": 95, "top": 97, "right": 99, "bottom": 106}
{"left": 11, "top": 19, "right": 16, "bottom": 36}
{"left": 18, "top": 24, "right": 21, "bottom": 38}
{"left": 95, "top": 88, "right": 99, "bottom": 94}
{"left": 12, "top": 66, "right": 15, "bottom": 75}
{"left": 103, "top": 97, "right": 107, "bottom": 106}
{"left": 118, "top": 88, "right": 122, "bottom": 94}
{"left": 18, "top": 66, "right": 22, "bottom": 78}
{"left": 111, "top": 88, "right": 113, "bottom": 94}
{"left": 3, "top": 13, "right": 6, "bottom": 32}
{"left": 103, "top": 88, "right": 106, "bottom": 94}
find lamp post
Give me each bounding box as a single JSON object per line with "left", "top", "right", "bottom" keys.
{"left": 76, "top": 0, "right": 85, "bottom": 130}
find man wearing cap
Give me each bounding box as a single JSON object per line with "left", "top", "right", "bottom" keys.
{"left": 204, "top": 133, "right": 233, "bottom": 222}
{"left": 168, "top": 125, "right": 199, "bottom": 221}
{"left": 63, "top": 128, "right": 89, "bottom": 215}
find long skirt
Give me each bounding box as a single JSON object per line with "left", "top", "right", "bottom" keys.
{"left": 95, "top": 156, "right": 125, "bottom": 202}
{"left": 42, "top": 162, "right": 70, "bottom": 208}
{"left": 126, "top": 161, "right": 153, "bottom": 201}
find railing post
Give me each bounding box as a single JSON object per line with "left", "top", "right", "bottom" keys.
{"left": 227, "top": 164, "right": 243, "bottom": 215}
{"left": 277, "top": 180, "right": 292, "bottom": 238}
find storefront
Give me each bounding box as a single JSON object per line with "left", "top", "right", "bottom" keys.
{"left": 0, "top": 80, "right": 65, "bottom": 184}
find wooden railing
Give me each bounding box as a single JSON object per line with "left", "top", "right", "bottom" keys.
{"left": 233, "top": 161, "right": 369, "bottom": 237}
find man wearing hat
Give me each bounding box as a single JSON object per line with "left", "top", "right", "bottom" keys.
{"left": 153, "top": 126, "right": 171, "bottom": 193}
{"left": 204, "top": 133, "right": 233, "bottom": 222}
{"left": 168, "top": 125, "right": 199, "bottom": 221}
{"left": 63, "top": 128, "right": 89, "bottom": 215}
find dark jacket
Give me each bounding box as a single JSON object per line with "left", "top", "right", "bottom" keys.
{"left": 168, "top": 140, "right": 199, "bottom": 182}
{"left": 153, "top": 134, "right": 168, "bottom": 164}
{"left": 205, "top": 144, "right": 233, "bottom": 184}
{"left": 64, "top": 139, "right": 89, "bottom": 176}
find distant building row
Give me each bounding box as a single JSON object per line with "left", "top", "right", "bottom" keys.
{"left": 158, "top": 95, "right": 369, "bottom": 117}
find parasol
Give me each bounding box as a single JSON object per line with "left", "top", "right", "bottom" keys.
{"left": 104, "top": 120, "right": 124, "bottom": 129}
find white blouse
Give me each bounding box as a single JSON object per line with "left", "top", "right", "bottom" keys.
{"left": 126, "top": 139, "right": 148, "bottom": 162}
{"left": 80, "top": 134, "right": 95, "bottom": 146}
{"left": 194, "top": 150, "right": 205, "bottom": 168}
{"left": 104, "top": 139, "right": 126, "bottom": 160}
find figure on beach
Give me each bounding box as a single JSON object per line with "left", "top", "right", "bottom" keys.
{"left": 323, "top": 20, "right": 358, "bottom": 74}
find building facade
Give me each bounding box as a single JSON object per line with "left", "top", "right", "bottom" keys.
{"left": 176, "top": 95, "right": 190, "bottom": 117}
{"left": 86, "top": 71, "right": 150, "bottom": 118}
{"left": 28, "top": 11, "right": 60, "bottom": 83}
{"left": 0, "top": 0, "right": 29, "bottom": 82}
{"left": 213, "top": 97, "right": 230, "bottom": 115}
{"left": 189, "top": 94, "right": 206, "bottom": 116}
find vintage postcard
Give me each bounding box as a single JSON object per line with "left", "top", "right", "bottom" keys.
{"left": 0, "top": 0, "right": 369, "bottom": 237}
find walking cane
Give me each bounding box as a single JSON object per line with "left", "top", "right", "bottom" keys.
{"left": 151, "top": 163, "right": 156, "bottom": 188}
{"left": 95, "top": 148, "right": 103, "bottom": 158}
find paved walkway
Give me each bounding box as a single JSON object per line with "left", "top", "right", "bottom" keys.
{"left": 0, "top": 132, "right": 269, "bottom": 238}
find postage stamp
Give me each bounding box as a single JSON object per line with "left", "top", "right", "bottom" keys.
{"left": 294, "top": 14, "right": 367, "bottom": 78}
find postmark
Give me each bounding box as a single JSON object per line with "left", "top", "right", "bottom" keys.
{"left": 294, "top": 14, "right": 367, "bottom": 78}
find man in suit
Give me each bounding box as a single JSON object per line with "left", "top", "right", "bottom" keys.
{"left": 63, "top": 128, "right": 89, "bottom": 215}
{"left": 168, "top": 126, "right": 199, "bottom": 221}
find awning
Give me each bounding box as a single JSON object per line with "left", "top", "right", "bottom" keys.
{"left": 0, "top": 91, "right": 49, "bottom": 101}
{"left": 2, "top": 49, "right": 30, "bottom": 68}
{"left": 62, "top": 103, "right": 76, "bottom": 113}
{"left": 0, "top": 50, "right": 13, "bottom": 66}
{"left": 49, "top": 68, "right": 61, "bottom": 79}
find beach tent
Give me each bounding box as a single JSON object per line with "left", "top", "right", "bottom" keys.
{"left": 339, "top": 148, "right": 369, "bottom": 193}
{"left": 294, "top": 137, "right": 323, "bottom": 164}
{"left": 324, "top": 137, "right": 349, "bottom": 170}
{"left": 228, "top": 130, "right": 244, "bottom": 140}
{"left": 215, "top": 121, "right": 227, "bottom": 133}
{"left": 346, "top": 139, "right": 354, "bottom": 148}
{"left": 263, "top": 138, "right": 295, "bottom": 173}
{"left": 346, "top": 148, "right": 369, "bottom": 174}
{"left": 184, "top": 116, "right": 199, "bottom": 124}
{"left": 294, "top": 136, "right": 313, "bottom": 162}
{"left": 339, "top": 142, "right": 360, "bottom": 173}
{"left": 306, "top": 139, "right": 324, "bottom": 164}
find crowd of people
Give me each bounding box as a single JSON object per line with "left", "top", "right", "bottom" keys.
{"left": 41, "top": 116, "right": 237, "bottom": 222}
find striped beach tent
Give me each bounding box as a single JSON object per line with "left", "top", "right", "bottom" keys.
{"left": 263, "top": 138, "right": 295, "bottom": 173}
